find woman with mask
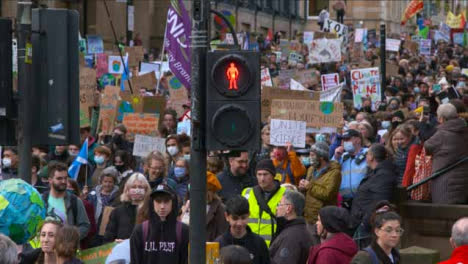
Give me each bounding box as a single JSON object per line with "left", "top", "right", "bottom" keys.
{"left": 391, "top": 124, "right": 415, "bottom": 185}
{"left": 104, "top": 173, "right": 151, "bottom": 243}
{"left": 19, "top": 215, "right": 63, "bottom": 264}
{"left": 169, "top": 158, "right": 190, "bottom": 203}
{"left": 351, "top": 211, "right": 402, "bottom": 264}
{"left": 298, "top": 142, "right": 342, "bottom": 225}
{"left": 165, "top": 134, "right": 183, "bottom": 172}
{"left": 113, "top": 150, "right": 134, "bottom": 183}
{"left": 90, "top": 146, "right": 112, "bottom": 188}
{"left": 358, "top": 121, "right": 375, "bottom": 148}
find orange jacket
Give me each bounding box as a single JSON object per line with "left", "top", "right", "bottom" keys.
{"left": 272, "top": 151, "right": 306, "bottom": 185}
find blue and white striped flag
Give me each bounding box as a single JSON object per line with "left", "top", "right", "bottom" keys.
{"left": 68, "top": 138, "right": 88, "bottom": 180}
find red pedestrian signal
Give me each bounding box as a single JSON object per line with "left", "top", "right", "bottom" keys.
{"left": 226, "top": 62, "right": 239, "bottom": 90}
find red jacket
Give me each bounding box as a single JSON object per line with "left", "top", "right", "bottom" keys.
{"left": 439, "top": 245, "right": 468, "bottom": 264}
{"left": 307, "top": 233, "right": 358, "bottom": 264}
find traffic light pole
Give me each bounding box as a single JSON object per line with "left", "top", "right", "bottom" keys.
{"left": 17, "top": 2, "right": 33, "bottom": 183}
{"left": 380, "top": 23, "right": 386, "bottom": 101}
{"left": 190, "top": 0, "right": 209, "bottom": 263}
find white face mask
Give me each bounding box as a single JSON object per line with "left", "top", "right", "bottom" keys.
{"left": 2, "top": 158, "right": 12, "bottom": 168}
{"left": 167, "top": 146, "right": 179, "bottom": 156}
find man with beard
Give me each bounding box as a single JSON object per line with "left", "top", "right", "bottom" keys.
{"left": 42, "top": 162, "right": 90, "bottom": 240}
{"left": 218, "top": 152, "right": 257, "bottom": 203}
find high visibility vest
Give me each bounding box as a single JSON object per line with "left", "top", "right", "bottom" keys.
{"left": 242, "top": 186, "right": 286, "bottom": 247}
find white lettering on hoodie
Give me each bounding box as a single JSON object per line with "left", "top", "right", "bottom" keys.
{"left": 144, "top": 241, "right": 176, "bottom": 252}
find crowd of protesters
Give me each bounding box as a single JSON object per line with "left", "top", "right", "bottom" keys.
{"left": 1, "top": 13, "right": 468, "bottom": 263}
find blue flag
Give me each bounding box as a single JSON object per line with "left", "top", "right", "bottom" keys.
{"left": 68, "top": 139, "right": 88, "bottom": 180}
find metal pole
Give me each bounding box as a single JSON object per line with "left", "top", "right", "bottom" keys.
{"left": 380, "top": 23, "right": 386, "bottom": 102}
{"left": 190, "top": 0, "right": 209, "bottom": 263}
{"left": 126, "top": 0, "right": 133, "bottom": 45}
{"left": 17, "top": 1, "right": 33, "bottom": 183}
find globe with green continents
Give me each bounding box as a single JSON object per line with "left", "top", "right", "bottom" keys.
{"left": 0, "top": 179, "right": 46, "bottom": 244}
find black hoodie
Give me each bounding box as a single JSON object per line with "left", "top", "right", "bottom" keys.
{"left": 130, "top": 192, "right": 189, "bottom": 264}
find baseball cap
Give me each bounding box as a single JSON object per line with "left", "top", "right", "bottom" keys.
{"left": 340, "top": 129, "right": 361, "bottom": 140}
{"left": 151, "top": 184, "right": 175, "bottom": 197}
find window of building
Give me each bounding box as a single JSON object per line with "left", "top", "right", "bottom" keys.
{"left": 307, "top": 0, "right": 329, "bottom": 18}
{"left": 241, "top": 23, "right": 251, "bottom": 32}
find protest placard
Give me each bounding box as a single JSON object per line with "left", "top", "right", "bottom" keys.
{"left": 386, "top": 39, "right": 401, "bottom": 52}
{"left": 321, "top": 73, "right": 339, "bottom": 91}
{"left": 354, "top": 28, "right": 366, "bottom": 43}
{"left": 142, "top": 96, "right": 166, "bottom": 115}
{"left": 270, "top": 99, "right": 343, "bottom": 128}
{"left": 177, "top": 120, "right": 191, "bottom": 136}
{"left": 78, "top": 242, "right": 116, "bottom": 263}
{"left": 79, "top": 67, "right": 98, "bottom": 112}
{"left": 79, "top": 109, "right": 91, "bottom": 128}
{"left": 166, "top": 76, "right": 189, "bottom": 116}
{"left": 108, "top": 55, "right": 128, "bottom": 74}
{"left": 133, "top": 134, "right": 166, "bottom": 157}
{"left": 124, "top": 46, "right": 145, "bottom": 68}
{"left": 270, "top": 119, "right": 306, "bottom": 148}
{"left": 453, "top": 33, "right": 464, "bottom": 46}
{"left": 261, "top": 87, "right": 319, "bottom": 122}
{"left": 86, "top": 35, "right": 104, "bottom": 54}
{"left": 290, "top": 79, "right": 306, "bottom": 91}
{"left": 288, "top": 52, "right": 303, "bottom": 64}
{"left": 124, "top": 72, "right": 157, "bottom": 92}
{"left": 98, "top": 86, "right": 120, "bottom": 134}
{"left": 139, "top": 62, "right": 160, "bottom": 78}
{"left": 323, "top": 19, "right": 348, "bottom": 37}
{"left": 320, "top": 84, "right": 343, "bottom": 102}
{"left": 96, "top": 53, "right": 108, "bottom": 78}
{"left": 303, "top": 31, "right": 314, "bottom": 45}
{"left": 419, "top": 39, "right": 431, "bottom": 55}
{"left": 277, "top": 69, "right": 296, "bottom": 89}
{"left": 350, "top": 67, "right": 381, "bottom": 110}
{"left": 122, "top": 113, "right": 160, "bottom": 138}
{"left": 293, "top": 69, "right": 320, "bottom": 87}
{"left": 386, "top": 62, "right": 399, "bottom": 77}
{"left": 433, "top": 30, "right": 450, "bottom": 42}
{"left": 309, "top": 38, "right": 341, "bottom": 64}
{"left": 279, "top": 39, "right": 290, "bottom": 57}
{"left": 404, "top": 40, "right": 418, "bottom": 54}
{"left": 261, "top": 67, "right": 273, "bottom": 87}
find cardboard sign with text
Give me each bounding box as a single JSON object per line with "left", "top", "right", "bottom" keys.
{"left": 122, "top": 113, "right": 160, "bottom": 139}
{"left": 98, "top": 86, "right": 120, "bottom": 134}
{"left": 404, "top": 40, "right": 419, "bottom": 54}
{"left": 124, "top": 72, "right": 157, "bottom": 92}
{"left": 79, "top": 67, "right": 98, "bottom": 114}
{"left": 78, "top": 242, "right": 116, "bottom": 264}
{"left": 309, "top": 38, "right": 341, "bottom": 64}
{"left": 293, "top": 69, "right": 320, "bottom": 87}
{"left": 321, "top": 73, "right": 339, "bottom": 91}
{"left": 261, "top": 87, "right": 320, "bottom": 122}
{"left": 350, "top": 67, "right": 381, "bottom": 110}
{"left": 124, "top": 46, "right": 145, "bottom": 68}
{"left": 133, "top": 134, "right": 166, "bottom": 157}
{"left": 261, "top": 67, "right": 273, "bottom": 87}
{"left": 142, "top": 96, "right": 166, "bottom": 116}
{"left": 270, "top": 99, "right": 343, "bottom": 128}
{"left": 385, "top": 39, "right": 401, "bottom": 52}
{"left": 270, "top": 119, "right": 306, "bottom": 148}
{"left": 166, "top": 76, "right": 189, "bottom": 117}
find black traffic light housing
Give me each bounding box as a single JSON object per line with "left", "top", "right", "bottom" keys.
{"left": 31, "top": 8, "right": 80, "bottom": 145}
{"left": 205, "top": 50, "right": 261, "bottom": 151}
{"left": 0, "top": 18, "right": 16, "bottom": 146}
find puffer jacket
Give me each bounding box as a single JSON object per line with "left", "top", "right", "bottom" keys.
{"left": 273, "top": 151, "right": 306, "bottom": 185}
{"left": 424, "top": 118, "right": 468, "bottom": 204}
{"left": 303, "top": 161, "right": 342, "bottom": 225}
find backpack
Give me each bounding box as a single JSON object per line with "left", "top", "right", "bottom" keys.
{"left": 43, "top": 192, "right": 78, "bottom": 225}
{"left": 363, "top": 246, "right": 379, "bottom": 264}
{"left": 142, "top": 220, "right": 182, "bottom": 245}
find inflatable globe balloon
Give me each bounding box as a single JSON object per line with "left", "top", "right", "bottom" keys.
{"left": 0, "top": 179, "right": 46, "bottom": 244}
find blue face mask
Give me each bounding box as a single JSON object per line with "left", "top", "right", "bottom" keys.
{"left": 381, "top": 121, "right": 391, "bottom": 129}
{"left": 94, "top": 156, "right": 105, "bottom": 165}
{"left": 413, "top": 87, "right": 420, "bottom": 93}
{"left": 344, "top": 141, "right": 355, "bottom": 153}
{"left": 174, "top": 167, "right": 186, "bottom": 178}
{"left": 301, "top": 157, "right": 311, "bottom": 167}
{"left": 184, "top": 154, "right": 190, "bottom": 161}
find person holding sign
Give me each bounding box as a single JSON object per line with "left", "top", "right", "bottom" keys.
{"left": 272, "top": 143, "right": 306, "bottom": 186}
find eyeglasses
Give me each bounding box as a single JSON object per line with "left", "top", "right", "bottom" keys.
{"left": 380, "top": 227, "right": 404, "bottom": 236}
{"left": 276, "top": 203, "right": 291, "bottom": 208}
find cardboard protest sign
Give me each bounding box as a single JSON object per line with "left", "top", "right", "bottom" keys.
{"left": 79, "top": 67, "right": 98, "bottom": 112}
{"left": 320, "top": 84, "right": 343, "bottom": 102}
{"left": 323, "top": 19, "right": 348, "bottom": 37}
{"left": 270, "top": 119, "right": 306, "bottom": 148}
{"left": 108, "top": 55, "right": 128, "bottom": 74}
{"left": 166, "top": 76, "right": 189, "bottom": 116}
{"left": 142, "top": 96, "right": 166, "bottom": 115}
{"left": 350, "top": 67, "right": 381, "bottom": 110}
{"left": 321, "top": 73, "right": 339, "bottom": 91}
{"left": 98, "top": 86, "right": 120, "bottom": 134}
{"left": 290, "top": 79, "right": 306, "bottom": 91}
{"left": 433, "top": 30, "right": 450, "bottom": 42}
{"left": 261, "top": 67, "right": 273, "bottom": 87}
{"left": 386, "top": 39, "right": 401, "bottom": 52}
{"left": 124, "top": 72, "right": 157, "bottom": 92}
{"left": 453, "top": 33, "right": 464, "bottom": 46}
{"left": 122, "top": 113, "right": 160, "bottom": 138}
{"left": 95, "top": 53, "right": 108, "bottom": 78}
{"left": 289, "top": 40, "right": 301, "bottom": 53}
{"left": 139, "top": 62, "right": 160, "bottom": 79}
{"left": 80, "top": 109, "right": 91, "bottom": 128}
{"left": 404, "top": 40, "right": 418, "bottom": 54}
{"left": 270, "top": 99, "right": 343, "bottom": 128}
{"left": 78, "top": 242, "right": 116, "bottom": 263}
{"left": 293, "top": 69, "right": 320, "bottom": 87}
{"left": 133, "top": 134, "right": 166, "bottom": 157}
{"left": 277, "top": 69, "right": 296, "bottom": 90}
{"left": 261, "top": 87, "right": 319, "bottom": 122}
{"left": 309, "top": 38, "right": 341, "bottom": 64}
{"left": 419, "top": 39, "right": 431, "bottom": 56}
{"left": 386, "top": 62, "right": 399, "bottom": 77}
{"left": 124, "top": 46, "right": 145, "bottom": 68}
{"left": 98, "top": 206, "right": 114, "bottom": 236}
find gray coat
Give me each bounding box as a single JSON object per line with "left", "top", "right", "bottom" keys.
{"left": 424, "top": 118, "right": 468, "bottom": 204}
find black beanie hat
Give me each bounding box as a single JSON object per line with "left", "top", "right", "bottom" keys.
{"left": 255, "top": 159, "right": 276, "bottom": 177}
{"left": 318, "top": 206, "right": 350, "bottom": 233}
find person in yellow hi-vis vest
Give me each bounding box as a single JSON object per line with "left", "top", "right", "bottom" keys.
{"left": 242, "top": 159, "right": 286, "bottom": 247}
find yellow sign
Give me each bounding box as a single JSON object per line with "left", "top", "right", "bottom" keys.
{"left": 446, "top": 11, "right": 464, "bottom": 28}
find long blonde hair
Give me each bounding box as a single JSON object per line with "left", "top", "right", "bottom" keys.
{"left": 120, "top": 173, "right": 151, "bottom": 203}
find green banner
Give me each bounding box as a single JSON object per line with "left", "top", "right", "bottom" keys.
{"left": 78, "top": 242, "right": 116, "bottom": 264}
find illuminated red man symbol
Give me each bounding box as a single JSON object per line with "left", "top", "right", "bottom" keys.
{"left": 226, "top": 63, "right": 239, "bottom": 90}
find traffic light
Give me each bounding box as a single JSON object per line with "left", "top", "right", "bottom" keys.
{"left": 0, "top": 18, "right": 16, "bottom": 145}
{"left": 31, "top": 8, "right": 80, "bottom": 145}
{"left": 205, "top": 50, "right": 261, "bottom": 151}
